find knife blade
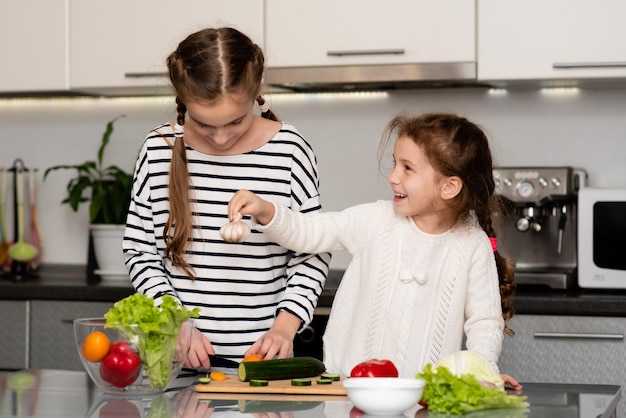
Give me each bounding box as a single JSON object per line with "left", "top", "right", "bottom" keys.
{"left": 208, "top": 354, "right": 240, "bottom": 369}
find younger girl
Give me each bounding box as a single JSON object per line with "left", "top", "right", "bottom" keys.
{"left": 123, "top": 27, "right": 330, "bottom": 370}
{"left": 227, "top": 112, "right": 519, "bottom": 387}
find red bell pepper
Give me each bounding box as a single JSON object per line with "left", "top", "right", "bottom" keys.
{"left": 350, "top": 358, "right": 399, "bottom": 377}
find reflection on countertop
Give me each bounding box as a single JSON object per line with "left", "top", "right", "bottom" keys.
{"left": 0, "top": 369, "right": 620, "bottom": 418}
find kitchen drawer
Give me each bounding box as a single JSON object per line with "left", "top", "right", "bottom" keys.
{"left": 0, "top": 301, "right": 28, "bottom": 370}
{"left": 499, "top": 314, "right": 626, "bottom": 413}
{"left": 29, "top": 301, "right": 113, "bottom": 370}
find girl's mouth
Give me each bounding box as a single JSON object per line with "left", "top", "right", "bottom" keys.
{"left": 393, "top": 193, "right": 407, "bottom": 202}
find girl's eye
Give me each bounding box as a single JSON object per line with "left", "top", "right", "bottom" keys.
{"left": 404, "top": 165, "right": 412, "bottom": 172}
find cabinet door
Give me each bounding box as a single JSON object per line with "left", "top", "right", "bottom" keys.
{"left": 0, "top": 301, "right": 28, "bottom": 370}
{"left": 265, "top": 0, "right": 475, "bottom": 67}
{"left": 478, "top": 0, "right": 626, "bottom": 82}
{"left": 69, "top": 0, "right": 264, "bottom": 95}
{"left": 0, "top": 0, "right": 68, "bottom": 93}
{"left": 500, "top": 315, "right": 626, "bottom": 384}
{"left": 29, "top": 301, "right": 113, "bottom": 370}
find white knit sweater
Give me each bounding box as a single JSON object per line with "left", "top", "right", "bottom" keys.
{"left": 256, "top": 200, "right": 504, "bottom": 377}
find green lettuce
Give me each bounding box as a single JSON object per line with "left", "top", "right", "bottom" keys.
{"left": 105, "top": 293, "right": 200, "bottom": 389}
{"left": 417, "top": 364, "right": 529, "bottom": 415}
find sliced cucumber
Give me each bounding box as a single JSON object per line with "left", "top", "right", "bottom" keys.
{"left": 198, "top": 375, "right": 211, "bottom": 384}
{"left": 291, "top": 378, "right": 312, "bottom": 386}
{"left": 316, "top": 379, "right": 334, "bottom": 385}
{"left": 320, "top": 373, "right": 341, "bottom": 381}
{"left": 249, "top": 379, "right": 269, "bottom": 387}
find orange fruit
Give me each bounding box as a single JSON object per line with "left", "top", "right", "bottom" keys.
{"left": 82, "top": 331, "right": 111, "bottom": 362}
{"left": 242, "top": 354, "right": 263, "bottom": 362}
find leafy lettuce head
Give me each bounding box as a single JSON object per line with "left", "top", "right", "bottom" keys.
{"left": 435, "top": 350, "right": 504, "bottom": 390}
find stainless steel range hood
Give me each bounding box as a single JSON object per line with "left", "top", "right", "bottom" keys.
{"left": 264, "top": 61, "right": 485, "bottom": 92}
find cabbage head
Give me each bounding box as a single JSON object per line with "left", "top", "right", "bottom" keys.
{"left": 434, "top": 350, "right": 504, "bottom": 390}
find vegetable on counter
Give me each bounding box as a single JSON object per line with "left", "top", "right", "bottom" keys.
{"left": 434, "top": 350, "right": 505, "bottom": 390}
{"left": 417, "top": 363, "right": 529, "bottom": 415}
{"left": 104, "top": 293, "right": 200, "bottom": 389}
{"left": 99, "top": 341, "right": 141, "bottom": 388}
{"left": 238, "top": 356, "right": 326, "bottom": 382}
{"left": 350, "top": 359, "right": 399, "bottom": 378}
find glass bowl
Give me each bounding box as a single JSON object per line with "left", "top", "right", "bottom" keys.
{"left": 74, "top": 317, "right": 194, "bottom": 395}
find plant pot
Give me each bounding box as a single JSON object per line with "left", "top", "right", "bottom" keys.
{"left": 90, "top": 224, "right": 127, "bottom": 282}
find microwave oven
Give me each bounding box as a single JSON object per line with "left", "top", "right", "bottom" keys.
{"left": 578, "top": 187, "right": 626, "bottom": 288}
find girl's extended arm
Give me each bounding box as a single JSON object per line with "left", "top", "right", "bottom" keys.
{"left": 228, "top": 189, "right": 276, "bottom": 225}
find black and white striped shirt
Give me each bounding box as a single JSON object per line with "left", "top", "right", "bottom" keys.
{"left": 123, "top": 122, "right": 331, "bottom": 361}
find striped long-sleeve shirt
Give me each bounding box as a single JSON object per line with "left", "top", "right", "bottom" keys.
{"left": 123, "top": 121, "right": 331, "bottom": 361}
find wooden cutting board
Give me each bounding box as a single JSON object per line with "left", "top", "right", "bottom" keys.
{"left": 195, "top": 375, "right": 346, "bottom": 396}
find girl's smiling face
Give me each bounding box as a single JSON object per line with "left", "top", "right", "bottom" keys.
{"left": 387, "top": 135, "right": 457, "bottom": 233}
{"left": 183, "top": 91, "right": 255, "bottom": 155}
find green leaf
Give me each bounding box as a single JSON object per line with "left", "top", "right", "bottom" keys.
{"left": 105, "top": 294, "right": 200, "bottom": 389}
{"left": 43, "top": 115, "right": 133, "bottom": 224}
{"left": 417, "top": 364, "right": 529, "bottom": 415}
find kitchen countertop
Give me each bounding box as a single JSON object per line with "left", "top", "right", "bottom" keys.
{"left": 0, "top": 369, "right": 620, "bottom": 417}
{"left": 4, "top": 265, "right": 626, "bottom": 317}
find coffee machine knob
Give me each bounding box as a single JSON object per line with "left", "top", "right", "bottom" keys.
{"left": 516, "top": 217, "right": 531, "bottom": 232}
{"left": 516, "top": 180, "right": 535, "bottom": 198}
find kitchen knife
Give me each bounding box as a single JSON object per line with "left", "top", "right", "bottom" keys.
{"left": 208, "top": 354, "right": 240, "bottom": 369}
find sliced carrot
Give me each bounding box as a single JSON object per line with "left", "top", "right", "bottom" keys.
{"left": 242, "top": 354, "right": 264, "bottom": 362}
{"left": 210, "top": 371, "right": 229, "bottom": 381}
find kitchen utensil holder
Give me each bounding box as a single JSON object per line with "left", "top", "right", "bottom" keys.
{"left": 4, "top": 159, "right": 40, "bottom": 282}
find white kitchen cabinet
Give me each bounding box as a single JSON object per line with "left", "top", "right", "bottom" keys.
{"left": 499, "top": 314, "right": 626, "bottom": 413}
{"left": 0, "top": 0, "right": 68, "bottom": 93}
{"left": 0, "top": 301, "right": 28, "bottom": 370}
{"left": 29, "top": 300, "right": 113, "bottom": 370}
{"left": 265, "top": 0, "right": 475, "bottom": 68}
{"left": 69, "top": 0, "right": 264, "bottom": 96}
{"left": 478, "top": 0, "right": 626, "bottom": 84}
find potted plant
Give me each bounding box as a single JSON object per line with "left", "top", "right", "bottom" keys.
{"left": 44, "top": 115, "right": 133, "bottom": 280}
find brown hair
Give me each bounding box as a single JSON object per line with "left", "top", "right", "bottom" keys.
{"left": 163, "top": 27, "right": 278, "bottom": 278}
{"left": 379, "top": 112, "right": 516, "bottom": 336}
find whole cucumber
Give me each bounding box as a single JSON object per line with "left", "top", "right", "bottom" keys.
{"left": 238, "top": 357, "right": 326, "bottom": 381}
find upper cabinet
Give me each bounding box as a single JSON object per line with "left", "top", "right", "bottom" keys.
{"left": 69, "top": 0, "right": 264, "bottom": 96}
{"left": 478, "top": 0, "right": 626, "bottom": 85}
{"left": 265, "top": 0, "right": 475, "bottom": 67}
{"left": 263, "top": 0, "right": 476, "bottom": 90}
{"left": 0, "top": 0, "right": 68, "bottom": 93}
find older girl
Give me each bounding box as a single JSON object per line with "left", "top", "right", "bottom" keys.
{"left": 123, "top": 27, "right": 330, "bottom": 370}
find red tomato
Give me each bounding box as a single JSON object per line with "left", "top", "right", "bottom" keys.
{"left": 99, "top": 341, "right": 142, "bottom": 388}
{"left": 349, "top": 406, "right": 366, "bottom": 418}
{"left": 99, "top": 399, "right": 141, "bottom": 418}
{"left": 350, "top": 359, "right": 399, "bottom": 378}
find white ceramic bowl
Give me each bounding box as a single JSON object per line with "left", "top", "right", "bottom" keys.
{"left": 342, "top": 377, "right": 426, "bottom": 416}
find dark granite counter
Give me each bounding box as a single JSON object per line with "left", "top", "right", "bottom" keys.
{"left": 4, "top": 265, "right": 626, "bottom": 317}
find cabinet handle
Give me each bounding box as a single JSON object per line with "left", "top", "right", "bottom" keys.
{"left": 124, "top": 72, "right": 168, "bottom": 78}
{"left": 534, "top": 332, "right": 624, "bottom": 340}
{"left": 553, "top": 62, "right": 626, "bottom": 69}
{"left": 327, "top": 49, "right": 405, "bottom": 57}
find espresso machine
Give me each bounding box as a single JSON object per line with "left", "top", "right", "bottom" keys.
{"left": 493, "top": 167, "right": 587, "bottom": 289}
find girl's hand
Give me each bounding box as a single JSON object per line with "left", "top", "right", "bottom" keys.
{"left": 185, "top": 328, "right": 215, "bottom": 370}
{"left": 501, "top": 373, "right": 523, "bottom": 392}
{"left": 244, "top": 311, "right": 300, "bottom": 359}
{"left": 228, "top": 189, "right": 275, "bottom": 226}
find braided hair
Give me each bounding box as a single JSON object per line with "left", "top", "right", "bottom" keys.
{"left": 379, "top": 112, "right": 516, "bottom": 336}
{"left": 162, "top": 27, "right": 278, "bottom": 278}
